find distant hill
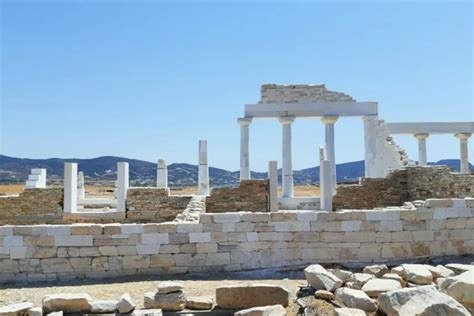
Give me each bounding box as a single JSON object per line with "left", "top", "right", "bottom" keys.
{"left": 0, "top": 155, "right": 471, "bottom": 186}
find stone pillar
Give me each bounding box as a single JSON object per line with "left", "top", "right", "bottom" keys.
{"left": 198, "top": 140, "right": 209, "bottom": 196}
{"left": 321, "top": 116, "right": 338, "bottom": 194}
{"left": 64, "top": 163, "right": 78, "bottom": 214}
{"left": 77, "top": 171, "right": 85, "bottom": 200}
{"left": 279, "top": 117, "right": 295, "bottom": 198}
{"left": 363, "top": 116, "right": 378, "bottom": 178}
{"left": 319, "top": 147, "right": 332, "bottom": 212}
{"left": 117, "top": 162, "right": 129, "bottom": 213}
{"left": 157, "top": 159, "right": 169, "bottom": 192}
{"left": 268, "top": 160, "right": 278, "bottom": 212}
{"left": 414, "top": 133, "right": 429, "bottom": 166}
{"left": 455, "top": 133, "right": 471, "bottom": 174}
{"left": 238, "top": 117, "right": 252, "bottom": 181}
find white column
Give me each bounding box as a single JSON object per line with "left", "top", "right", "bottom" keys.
{"left": 321, "top": 116, "right": 338, "bottom": 194}
{"left": 319, "top": 147, "right": 332, "bottom": 212}
{"left": 268, "top": 160, "right": 278, "bottom": 212}
{"left": 117, "top": 162, "right": 129, "bottom": 212}
{"left": 363, "top": 116, "right": 378, "bottom": 178}
{"left": 64, "top": 163, "right": 78, "bottom": 214}
{"left": 414, "top": 133, "right": 429, "bottom": 166}
{"left": 279, "top": 117, "right": 295, "bottom": 198}
{"left": 157, "top": 159, "right": 169, "bottom": 192}
{"left": 238, "top": 117, "right": 252, "bottom": 181}
{"left": 455, "top": 133, "right": 471, "bottom": 174}
{"left": 77, "top": 171, "right": 85, "bottom": 200}
{"left": 198, "top": 140, "right": 209, "bottom": 195}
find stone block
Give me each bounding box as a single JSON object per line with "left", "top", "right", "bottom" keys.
{"left": 274, "top": 222, "right": 310, "bottom": 232}
{"left": 216, "top": 284, "right": 289, "bottom": 308}
{"left": 150, "top": 254, "right": 175, "bottom": 267}
{"left": 341, "top": 221, "right": 362, "bottom": 232}
{"left": 0, "top": 302, "right": 34, "bottom": 316}
{"left": 412, "top": 231, "right": 434, "bottom": 241}
{"left": 196, "top": 243, "right": 218, "bottom": 253}
{"left": 213, "top": 213, "right": 241, "bottom": 223}
{"left": 123, "top": 255, "right": 150, "bottom": 269}
{"left": 54, "top": 236, "right": 92, "bottom": 247}
{"left": 296, "top": 212, "right": 318, "bottom": 221}
{"left": 137, "top": 244, "right": 160, "bottom": 255}
{"left": 189, "top": 232, "right": 211, "bottom": 243}
{"left": 4, "top": 236, "right": 23, "bottom": 247}
{"left": 241, "top": 213, "right": 270, "bottom": 222}
{"left": 176, "top": 223, "right": 203, "bottom": 233}
{"left": 47, "top": 226, "right": 71, "bottom": 236}
{"left": 142, "top": 233, "right": 169, "bottom": 244}
{"left": 425, "top": 199, "right": 453, "bottom": 208}
{"left": 98, "top": 246, "right": 118, "bottom": 256}
{"left": 206, "top": 253, "right": 230, "bottom": 265}
{"left": 42, "top": 293, "right": 93, "bottom": 313}
{"left": 41, "top": 258, "right": 73, "bottom": 273}
{"left": 10, "top": 247, "right": 27, "bottom": 259}
{"left": 185, "top": 296, "right": 213, "bottom": 310}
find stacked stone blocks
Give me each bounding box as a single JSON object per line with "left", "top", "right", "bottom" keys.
{"left": 260, "top": 84, "right": 355, "bottom": 104}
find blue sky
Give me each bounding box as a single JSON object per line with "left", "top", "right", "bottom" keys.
{"left": 1, "top": 0, "right": 472, "bottom": 172}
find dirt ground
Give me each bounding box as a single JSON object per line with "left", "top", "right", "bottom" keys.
{"left": 0, "top": 271, "right": 307, "bottom": 314}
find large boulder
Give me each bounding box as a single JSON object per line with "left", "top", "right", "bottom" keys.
{"left": 398, "top": 264, "right": 433, "bottom": 285}
{"left": 334, "top": 307, "right": 366, "bottom": 316}
{"left": 157, "top": 282, "right": 184, "bottom": 294}
{"left": 350, "top": 273, "right": 375, "bottom": 289}
{"left": 0, "top": 302, "right": 34, "bottom": 316}
{"left": 334, "top": 287, "right": 377, "bottom": 313}
{"left": 443, "top": 270, "right": 474, "bottom": 312}
{"left": 362, "top": 278, "right": 402, "bottom": 297}
{"left": 363, "top": 264, "right": 389, "bottom": 277}
{"left": 381, "top": 273, "right": 404, "bottom": 285}
{"left": 328, "top": 269, "right": 353, "bottom": 283}
{"left": 90, "top": 300, "right": 118, "bottom": 313}
{"left": 234, "top": 305, "right": 286, "bottom": 316}
{"left": 216, "top": 284, "right": 290, "bottom": 309}
{"left": 118, "top": 293, "right": 136, "bottom": 314}
{"left": 436, "top": 265, "right": 455, "bottom": 278}
{"left": 304, "top": 264, "right": 343, "bottom": 291}
{"left": 144, "top": 291, "right": 185, "bottom": 311}
{"left": 445, "top": 264, "right": 474, "bottom": 275}
{"left": 378, "top": 285, "right": 470, "bottom": 316}
{"left": 42, "top": 293, "right": 93, "bottom": 314}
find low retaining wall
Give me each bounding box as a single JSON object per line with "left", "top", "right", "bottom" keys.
{"left": 1, "top": 198, "right": 473, "bottom": 283}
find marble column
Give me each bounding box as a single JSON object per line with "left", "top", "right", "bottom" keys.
{"left": 319, "top": 147, "right": 332, "bottom": 212}
{"left": 279, "top": 117, "right": 295, "bottom": 198}
{"left": 117, "top": 162, "right": 129, "bottom": 213}
{"left": 198, "top": 140, "right": 209, "bottom": 195}
{"left": 157, "top": 159, "right": 169, "bottom": 192}
{"left": 321, "top": 116, "right": 338, "bottom": 194}
{"left": 414, "top": 133, "right": 429, "bottom": 166}
{"left": 64, "top": 163, "right": 78, "bottom": 214}
{"left": 268, "top": 160, "right": 278, "bottom": 212}
{"left": 238, "top": 117, "right": 252, "bottom": 181}
{"left": 77, "top": 171, "right": 85, "bottom": 200}
{"left": 363, "top": 116, "right": 378, "bottom": 178}
{"left": 455, "top": 133, "right": 471, "bottom": 174}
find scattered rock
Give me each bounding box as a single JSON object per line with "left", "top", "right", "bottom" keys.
{"left": 0, "top": 302, "right": 34, "bottom": 316}
{"left": 132, "top": 309, "right": 163, "bottom": 316}
{"left": 362, "top": 278, "right": 402, "bottom": 297}
{"left": 216, "top": 284, "right": 290, "bottom": 309}
{"left": 304, "top": 264, "right": 343, "bottom": 291}
{"left": 445, "top": 264, "right": 474, "bottom": 275}
{"left": 381, "top": 273, "right": 404, "bottom": 285}
{"left": 399, "top": 264, "right": 433, "bottom": 285}
{"left": 144, "top": 291, "right": 185, "bottom": 311}
{"left": 334, "top": 307, "right": 366, "bottom": 316}
{"left": 423, "top": 265, "right": 442, "bottom": 279}
{"left": 334, "top": 287, "right": 377, "bottom": 313}
{"left": 350, "top": 273, "right": 375, "bottom": 289}
{"left": 27, "top": 307, "right": 42, "bottom": 316}
{"left": 363, "top": 264, "right": 389, "bottom": 277}
{"left": 46, "top": 312, "right": 62, "bottom": 316}
{"left": 378, "top": 285, "right": 470, "bottom": 316}
{"left": 328, "top": 269, "right": 353, "bottom": 283}
{"left": 157, "top": 282, "right": 184, "bottom": 294}
{"left": 296, "top": 297, "right": 335, "bottom": 316}
{"left": 90, "top": 300, "right": 118, "bottom": 313}
{"left": 436, "top": 265, "right": 455, "bottom": 278}
{"left": 234, "top": 304, "right": 286, "bottom": 316}
{"left": 438, "top": 277, "right": 458, "bottom": 291}
{"left": 185, "top": 296, "right": 213, "bottom": 310}
{"left": 314, "top": 290, "right": 334, "bottom": 301}
{"left": 391, "top": 266, "right": 404, "bottom": 275}
{"left": 118, "top": 293, "right": 136, "bottom": 313}
{"left": 42, "top": 293, "right": 92, "bottom": 314}
{"left": 443, "top": 269, "right": 474, "bottom": 311}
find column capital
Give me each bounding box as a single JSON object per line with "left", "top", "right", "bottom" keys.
{"left": 320, "top": 115, "right": 339, "bottom": 124}
{"left": 414, "top": 133, "right": 429, "bottom": 140}
{"left": 279, "top": 116, "right": 295, "bottom": 124}
{"left": 237, "top": 117, "right": 253, "bottom": 126}
{"left": 455, "top": 133, "right": 472, "bottom": 140}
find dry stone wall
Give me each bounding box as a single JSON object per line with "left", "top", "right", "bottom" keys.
{"left": 1, "top": 198, "right": 473, "bottom": 283}
{"left": 0, "top": 188, "right": 63, "bottom": 225}
{"left": 205, "top": 180, "right": 269, "bottom": 213}
{"left": 334, "top": 166, "right": 474, "bottom": 210}
{"left": 260, "top": 84, "right": 355, "bottom": 104}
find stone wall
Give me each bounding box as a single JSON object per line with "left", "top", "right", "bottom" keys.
{"left": 259, "top": 84, "right": 355, "bottom": 104}
{"left": 126, "top": 188, "right": 192, "bottom": 223}
{"left": 334, "top": 166, "right": 474, "bottom": 210}
{"left": 0, "top": 189, "right": 63, "bottom": 224}
{"left": 206, "top": 180, "right": 269, "bottom": 213}
{"left": 1, "top": 198, "right": 473, "bottom": 283}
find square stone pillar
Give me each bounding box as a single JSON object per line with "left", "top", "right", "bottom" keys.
{"left": 157, "top": 159, "right": 169, "bottom": 192}
{"left": 117, "top": 162, "right": 129, "bottom": 212}
{"left": 363, "top": 116, "right": 378, "bottom": 178}
{"left": 238, "top": 117, "right": 252, "bottom": 181}
{"left": 64, "top": 163, "right": 78, "bottom": 214}
{"left": 198, "top": 140, "right": 209, "bottom": 196}
{"left": 414, "top": 133, "right": 429, "bottom": 166}
{"left": 268, "top": 160, "right": 278, "bottom": 212}
{"left": 279, "top": 117, "right": 295, "bottom": 198}
{"left": 455, "top": 133, "right": 471, "bottom": 174}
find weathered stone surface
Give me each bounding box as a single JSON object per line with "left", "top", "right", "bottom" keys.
{"left": 234, "top": 305, "right": 286, "bottom": 316}
{"left": 27, "top": 307, "right": 42, "bottom": 316}
{"left": 436, "top": 265, "right": 455, "bottom": 278}
{"left": 423, "top": 265, "right": 442, "bottom": 279}
{"left": 216, "top": 284, "right": 289, "bottom": 308}
{"left": 378, "top": 285, "right": 470, "bottom": 316}
{"left": 381, "top": 273, "right": 404, "bottom": 285}
{"left": 328, "top": 269, "right": 353, "bottom": 283}
{"left": 363, "top": 264, "right": 388, "bottom": 277}
{"left": 185, "top": 296, "right": 213, "bottom": 310}
{"left": 314, "top": 290, "right": 334, "bottom": 301}
{"left": 118, "top": 293, "right": 136, "bottom": 314}
{"left": 132, "top": 309, "right": 163, "bottom": 316}
{"left": 143, "top": 291, "right": 185, "bottom": 311}
{"left": 350, "top": 273, "right": 375, "bottom": 289}
{"left": 157, "top": 282, "right": 183, "bottom": 294}
{"left": 443, "top": 270, "right": 474, "bottom": 311}
{"left": 42, "top": 293, "right": 92, "bottom": 313}
{"left": 304, "top": 264, "right": 343, "bottom": 291}
{"left": 399, "top": 264, "right": 433, "bottom": 285}
{"left": 90, "top": 300, "right": 118, "bottom": 313}
{"left": 335, "top": 287, "right": 377, "bottom": 312}
{"left": 0, "top": 302, "right": 34, "bottom": 316}
{"left": 334, "top": 307, "right": 366, "bottom": 316}
{"left": 445, "top": 263, "right": 474, "bottom": 275}
{"left": 362, "top": 278, "right": 402, "bottom": 297}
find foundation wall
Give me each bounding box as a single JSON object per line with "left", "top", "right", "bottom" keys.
{"left": 1, "top": 198, "right": 473, "bottom": 283}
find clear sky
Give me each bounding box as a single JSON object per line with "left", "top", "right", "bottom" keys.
{"left": 1, "top": 0, "right": 472, "bottom": 172}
